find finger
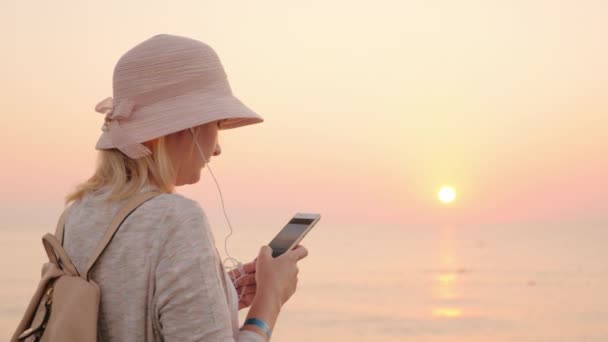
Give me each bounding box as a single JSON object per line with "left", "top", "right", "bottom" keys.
{"left": 227, "top": 268, "right": 241, "bottom": 280}
{"left": 237, "top": 285, "right": 257, "bottom": 295}
{"left": 243, "top": 293, "right": 256, "bottom": 302}
{"left": 234, "top": 273, "right": 257, "bottom": 287}
{"left": 241, "top": 260, "right": 256, "bottom": 274}
{"left": 228, "top": 268, "right": 248, "bottom": 281}
{"left": 229, "top": 260, "right": 256, "bottom": 280}
{"left": 239, "top": 293, "right": 256, "bottom": 305}
{"left": 235, "top": 274, "right": 256, "bottom": 289}
{"left": 258, "top": 245, "right": 272, "bottom": 259}
{"left": 288, "top": 244, "right": 308, "bottom": 261}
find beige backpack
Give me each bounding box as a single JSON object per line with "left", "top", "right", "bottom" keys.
{"left": 11, "top": 191, "right": 161, "bottom": 342}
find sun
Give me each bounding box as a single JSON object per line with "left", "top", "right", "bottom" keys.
{"left": 438, "top": 186, "right": 456, "bottom": 204}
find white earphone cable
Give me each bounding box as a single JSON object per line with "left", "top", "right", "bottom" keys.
{"left": 189, "top": 127, "right": 248, "bottom": 304}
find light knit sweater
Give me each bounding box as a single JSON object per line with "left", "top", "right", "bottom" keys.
{"left": 62, "top": 184, "right": 264, "bottom": 341}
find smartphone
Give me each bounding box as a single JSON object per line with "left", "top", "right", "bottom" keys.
{"left": 268, "top": 213, "right": 321, "bottom": 258}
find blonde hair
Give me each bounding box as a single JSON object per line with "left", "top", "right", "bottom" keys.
{"left": 64, "top": 135, "right": 177, "bottom": 206}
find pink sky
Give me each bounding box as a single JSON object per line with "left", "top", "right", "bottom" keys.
{"left": 1, "top": 0, "right": 606, "bottom": 230}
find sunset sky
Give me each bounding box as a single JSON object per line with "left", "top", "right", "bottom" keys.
{"left": 1, "top": 0, "right": 606, "bottom": 232}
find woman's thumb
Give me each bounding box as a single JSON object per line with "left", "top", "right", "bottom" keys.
{"left": 258, "top": 245, "right": 272, "bottom": 258}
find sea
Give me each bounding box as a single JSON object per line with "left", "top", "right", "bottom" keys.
{"left": 2, "top": 222, "right": 607, "bottom": 341}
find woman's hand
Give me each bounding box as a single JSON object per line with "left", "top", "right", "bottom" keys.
{"left": 229, "top": 245, "right": 309, "bottom": 310}
{"left": 228, "top": 260, "right": 258, "bottom": 310}
{"left": 255, "top": 244, "right": 309, "bottom": 307}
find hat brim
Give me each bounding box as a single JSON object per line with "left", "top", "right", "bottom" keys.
{"left": 95, "top": 89, "right": 264, "bottom": 150}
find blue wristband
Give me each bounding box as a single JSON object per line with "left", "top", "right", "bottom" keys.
{"left": 243, "top": 318, "right": 272, "bottom": 338}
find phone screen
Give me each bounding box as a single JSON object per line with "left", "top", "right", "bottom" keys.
{"left": 269, "top": 217, "right": 315, "bottom": 257}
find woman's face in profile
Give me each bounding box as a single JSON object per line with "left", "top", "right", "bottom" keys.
{"left": 167, "top": 120, "right": 222, "bottom": 186}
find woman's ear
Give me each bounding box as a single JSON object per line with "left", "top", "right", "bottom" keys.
{"left": 169, "top": 128, "right": 191, "bottom": 143}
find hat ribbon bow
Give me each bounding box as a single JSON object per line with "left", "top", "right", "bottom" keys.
{"left": 94, "top": 97, "right": 136, "bottom": 131}
{"left": 94, "top": 96, "right": 151, "bottom": 158}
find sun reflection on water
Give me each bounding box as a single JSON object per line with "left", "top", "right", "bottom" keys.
{"left": 434, "top": 272, "right": 459, "bottom": 299}
{"left": 431, "top": 225, "right": 464, "bottom": 318}
{"left": 433, "top": 307, "right": 463, "bottom": 318}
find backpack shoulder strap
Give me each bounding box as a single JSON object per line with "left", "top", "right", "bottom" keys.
{"left": 82, "top": 191, "right": 161, "bottom": 281}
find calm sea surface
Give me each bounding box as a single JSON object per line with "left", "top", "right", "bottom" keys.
{"left": 2, "top": 222, "right": 607, "bottom": 341}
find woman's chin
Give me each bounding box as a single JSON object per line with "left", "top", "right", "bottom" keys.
{"left": 182, "top": 172, "right": 202, "bottom": 185}
{"left": 194, "top": 171, "right": 202, "bottom": 181}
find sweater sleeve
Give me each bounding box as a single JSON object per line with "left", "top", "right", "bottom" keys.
{"left": 154, "top": 196, "right": 265, "bottom": 342}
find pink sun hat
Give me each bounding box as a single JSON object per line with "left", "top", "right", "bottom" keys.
{"left": 94, "top": 33, "right": 264, "bottom": 159}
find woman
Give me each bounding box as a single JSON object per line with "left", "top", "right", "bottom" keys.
{"left": 62, "top": 34, "right": 308, "bottom": 341}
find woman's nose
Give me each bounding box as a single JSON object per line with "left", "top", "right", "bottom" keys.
{"left": 213, "top": 143, "right": 221, "bottom": 156}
